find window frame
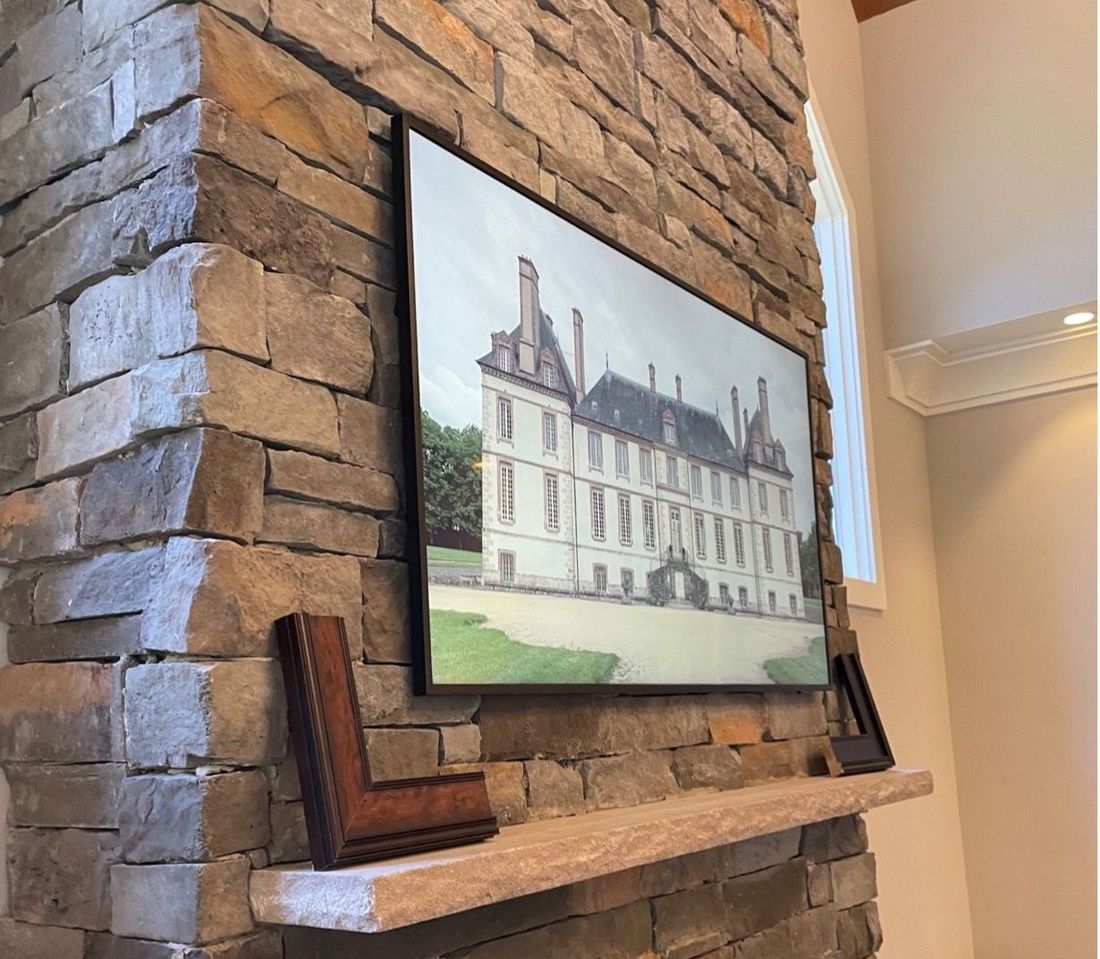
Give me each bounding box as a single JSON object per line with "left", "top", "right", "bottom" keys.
{"left": 615, "top": 439, "right": 630, "bottom": 478}
{"left": 588, "top": 430, "right": 603, "bottom": 472}
{"left": 499, "top": 550, "right": 516, "bottom": 584}
{"left": 642, "top": 499, "right": 657, "bottom": 550}
{"left": 617, "top": 493, "right": 633, "bottom": 547}
{"left": 544, "top": 472, "right": 560, "bottom": 532}
{"left": 498, "top": 460, "right": 515, "bottom": 524}
{"left": 497, "top": 396, "right": 513, "bottom": 442}
{"left": 640, "top": 448, "right": 654, "bottom": 485}
{"left": 542, "top": 411, "right": 557, "bottom": 454}
{"left": 590, "top": 486, "right": 606, "bottom": 541}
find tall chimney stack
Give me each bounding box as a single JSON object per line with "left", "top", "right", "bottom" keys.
{"left": 675, "top": 374, "right": 683, "bottom": 402}
{"left": 572, "top": 308, "right": 586, "bottom": 401}
{"left": 757, "top": 376, "right": 772, "bottom": 443}
{"left": 648, "top": 363, "right": 656, "bottom": 391}
{"left": 517, "top": 256, "right": 540, "bottom": 375}
{"left": 730, "top": 386, "right": 742, "bottom": 452}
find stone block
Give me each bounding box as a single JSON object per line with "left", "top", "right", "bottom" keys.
{"left": 70, "top": 243, "right": 269, "bottom": 389}
{"left": 807, "top": 862, "right": 834, "bottom": 907}
{"left": 577, "top": 751, "right": 679, "bottom": 810}
{"left": 124, "top": 660, "right": 286, "bottom": 767}
{"left": 706, "top": 694, "right": 767, "bottom": 745}
{"left": 111, "top": 858, "right": 253, "bottom": 943}
{"left": 734, "top": 924, "right": 790, "bottom": 959}
{"left": 0, "top": 305, "right": 63, "bottom": 416}
{"left": 0, "top": 919, "right": 84, "bottom": 959}
{"left": 479, "top": 695, "right": 708, "bottom": 760}
{"left": 830, "top": 853, "right": 876, "bottom": 910}
{"left": 365, "top": 727, "right": 440, "bottom": 781}
{"left": 264, "top": 273, "right": 374, "bottom": 395}
{"left": 8, "top": 615, "right": 144, "bottom": 662}
{"left": 141, "top": 537, "right": 362, "bottom": 657}
{"left": 801, "top": 816, "right": 868, "bottom": 863}
{"left": 33, "top": 545, "right": 164, "bottom": 623}
{"left": 267, "top": 450, "right": 398, "bottom": 515}
{"left": 442, "top": 761, "right": 528, "bottom": 826}
{"left": 9, "top": 828, "right": 120, "bottom": 929}
{"left": 15, "top": 3, "right": 81, "bottom": 94}
{"left": 0, "top": 411, "right": 37, "bottom": 494}
{"left": 525, "top": 759, "right": 585, "bottom": 819}
{"left": 728, "top": 828, "right": 801, "bottom": 877}
{"left": 268, "top": 800, "right": 309, "bottom": 865}
{"left": 788, "top": 904, "right": 839, "bottom": 957}
{"left": 277, "top": 150, "right": 392, "bottom": 240}
{"left": 8, "top": 763, "right": 125, "bottom": 828}
{"left": 653, "top": 882, "right": 728, "bottom": 958}
{"left": 672, "top": 744, "right": 744, "bottom": 790}
{"left": 86, "top": 929, "right": 283, "bottom": 959}
{"left": 360, "top": 559, "right": 411, "bottom": 662}
{"left": 80, "top": 429, "right": 265, "bottom": 546}
{"left": 836, "top": 902, "right": 882, "bottom": 957}
{"left": 723, "top": 859, "right": 807, "bottom": 941}
{"left": 0, "top": 568, "right": 35, "bottom": 624}
{"left": 439, "top": 723, "right": 481, "bottom": 764}
{"left": 572, "top": 0, "right": 636, "bottom": 110}
{"left": 738, "top": 736, "right": 831, "bottom": 784}
{"left": 265, "top": 0, "right": 374, "bottom": 81}
{"left": 765, "top": 692, "right": 828, "bottom": 741}
{"left": 119, "top": 770, "right": 270, "bottom": 863}
{"left": 0, "top": 661, "right": 123, "bottom": 762}
{"left": 739, "top": 35, "right": 800, "bottom": 121}
{"left": 354, "top": 663, "right": 478, "bottom": 725}
{"left": 36, "top": 374, "right": 135, "bottom": 481}
{"left": 259, "top": 495, "right": 380, "bottom": 556}
{"left": 337, "top": 395, "right": 403, "bottom": 476}
{"left": 378, "top": 517, "right": 406, "bottom": 558}
{"left": 0, "top": 476, "right": 82, "bottom": 563}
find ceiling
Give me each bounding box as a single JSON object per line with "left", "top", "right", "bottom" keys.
{"left": 851, "top": 0, "right": 922, "bottom": 21}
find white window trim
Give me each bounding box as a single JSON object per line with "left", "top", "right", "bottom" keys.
{"left": 806, "top": 92, "right": 887, "bottom": 611}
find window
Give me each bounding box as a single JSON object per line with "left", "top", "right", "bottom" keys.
{"left": 593, "top": 564, "right": 608, "bottom": 592}
{"left": 693, "top": 513, "right": 706, "bottom": 559}
{"left": 768, "top": 590, "right": 777, "bottom": 614}
{"left": 662, "top": 411, "right": 677, "bottom": 445}
{"left": 789, "top": 594, "right": 799, "bottom": 616}
{"left": 733, "top": 522, "right": 746, "bottom": 566}
{"left": 543, "top": 412, "right": 557, "bottom": 453}
{"left": 762, "top": 528, "right": 773, "bottom": 572}
{"left": 780, "top": 489, "right": 790, "bottom": 522}
{"left": 719, "top": 583, "right": 730, "bottom": 606}
{"left": 714, "top": 518, "right": 727, "bottom": 563}
{"left": 784, "top": 532, "right": 794, "bottom": 576}
{"left": 618, "top": 493, "right": 632, "bottom": 546}
{"left": 757, "top": 481, "right": 768, "bottom": 514}
{"left": 591, "top": 487, "right": 606, "bottom": 540}
{"left": 710, "top": 470, "right": 722, "bottom": 506}
{"left": 642, "top": 500, "right": 657, "bottom": 550}
{"left": 729, "top": 477, "right": 741, "bottom": 509}
{"left": 738, "top": 586, "right": 749, "bottom": 608}
{"left": 498, "top": 461, "right": 515, "bottom": 523}
{"left": 669, "top": 506, "right": 683, "bottom": 553}
{"left": 665, "top": 456, "right": 679, "bottom": 488}
{"left": 545, "top": 473, "right": 559, "bottom": 532}
{"left": 615, "top": 439, "right": 630, "bottom": 478}
{"left": 497, "top": 345, "right": 515, "bottom": 373}
{"left": 497, "top": 397, "right": 513, "bottom": 441}
{"left": 499, "top": 550, "right": 515, "bottom": 584}
{"left": 621, "top": 568, "right": 634, "bottom": 595}
{"left": 640, "top": 448, "right": 654, "bottom": 485}
{"left": 588, "top": 431, "right": 603, "bottom": 471}
{"left": 690, "top": 465, "right": 703, "bottom": 500}
{"left": 541, "top": 363, "right": 558, "bottom": 388}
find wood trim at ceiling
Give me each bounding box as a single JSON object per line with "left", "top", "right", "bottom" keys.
{"left": 851, "top": 0, "right": 922, "bottom": 22}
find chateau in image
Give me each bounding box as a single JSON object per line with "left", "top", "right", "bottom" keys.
{"left": 477, "top": 257, "right": 807, "bottom": 619}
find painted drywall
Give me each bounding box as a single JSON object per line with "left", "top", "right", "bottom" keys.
{"left": 859, "top": 0, "right": 1097, "bottom": 346}
{"left": 798, "top": 3, "right": 976, "bottom": 956}
{"left": 926, "top": 388, "right": 1097, "bottom": 958}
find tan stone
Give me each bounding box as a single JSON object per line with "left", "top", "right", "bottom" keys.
{"left": 268, "top": 800, "right": 309, "bottom": 866}
{"left": 354, "top": 663, "right": 478, "bottom": 725}
{"left": 0, "top": 919, "right": 84, "bottom": 959}
{"left": 260, "top": 496, "right": 380, "bottom": 556}
{"left": 439, "top": 723, "right": 481, "bottom": 764}
{"left": 8, "top": 763, "right": 125, "bottom": 829}
{"left": 525, "top": 759, "right": 585, "bottom": 819}
{"left": 739, "top": 737, "right": 832, "bottom": 785}
{"left": 365, "top": 727, "right": 440, "bottom": 781}
{"left": 672, "top": 744, "right": 744, "bottom": 790}
{"left": 707, "top": 694, "right": 767, "bottom": 745}
{"left": 33, "top": 545, "right": 164, "bottom": 623}
{"left": 765, "top": 691, "right": 828, "bottom": 741}
{"left": 578, "top": 751, "right": 679, "bottom": 810}
{"left": 266, "top": 0, "right": 374, "bottom": 76}
{"left": 0, "top": 477, "right": 82, "bottom": 563}
{"left": 337, "top": 395, "right": 403, "bottom": 475}
{"left": 277, "top": 153, "right": 392, "bottom": 241}
{"left": 269, "top": 450, "right": 398, "bottom": 515}
{"left": 446, "top": 761, "right": 528, "bottom": 825}
{"left": 360, "top": 559, "right": 411, "bottom": 662}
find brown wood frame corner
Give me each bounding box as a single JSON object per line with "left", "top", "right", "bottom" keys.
{"left": 275, "top": 612, "right": 499, "bottom": 870}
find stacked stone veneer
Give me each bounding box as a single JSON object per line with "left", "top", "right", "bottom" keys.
{"left": 0, "top": 0, "right": 873, "bottom": 956}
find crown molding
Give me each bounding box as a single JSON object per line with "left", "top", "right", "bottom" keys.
{"left": 885, "top": 313, "right": 1097, "bottom": 417}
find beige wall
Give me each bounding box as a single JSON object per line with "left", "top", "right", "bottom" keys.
{"left": 799, "top": 4, "right": 976, "bottom": 956}
{"left": 927, "top": 387, "right": 1097, "bottom": 958}
{"left": 860, "top": 0, "right": 1097, "bottom": 345}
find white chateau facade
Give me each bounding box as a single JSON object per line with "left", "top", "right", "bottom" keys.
{"left": 478, "top": 257, "right": 807, "bottom": 619}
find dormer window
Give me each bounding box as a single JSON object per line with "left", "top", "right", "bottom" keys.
{"left": 662, "top": 410, "right": 677, "bottom": 446}
{"left": 541, "top": 363, "right": 558, "bottom": 388}
{"left": 497, "top": 345, "right": 515, "bottom": 373}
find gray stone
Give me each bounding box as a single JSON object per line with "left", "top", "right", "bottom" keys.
{"left": 788, "top": 904, "right": 839, "bottom": 957}
{"left": 0, "top": 476, "right": 82, "bottom": 564}
{"left": 0, "top": 919, "right": 84, "bottom": 959}
{"left": 808, "top": 863, "right": 834, "bottom": 907}
{"left": 336, "top": 395, "right": 404, "bottom": 476}
{"left": 267, "top": 450, "right": 399, "bottom": 514}
{"left": 766, "top": 692, "right": 828, "bottom": 741}
{"left": 577, "top": 751, "right": 679, "bottom": 810}
{"left": 0, "top": 411, "right": 37, "bottom": 494}
{"left": 365, "top": 728, "right": 440, "bottom": 782}
{"left": 15, "top": 2, "right": 81, "bottom": 93}
{"left": 360, "top": 559, "right": 411, "bottom": 662}
{"left": 8, "top": 827, "right": 120, "bottom": 930}
{"left": 830, "top": 853, "right": 876, "bottom": 910}
{"left": 330, "top": 225, "right": 396, "bottom": 287}
{"left": 268, "top": 800, "right": 309, "bottom": 865}
{"left": 354, "top": 663, "right": 478, "bottom": 725}
{"left": 801, "top": 816, "right": 868, "bottom": 863}
{"left": 445, "top": 761, "right": 528, "bottom": 826}
{"left": 119, "top": 770, "right": 270, "bottom": 862}
{"left": 259, "top": 495, "right": 380, "bottom": 556}
{"left": 525, "top": 760, "right": 585, "bottom": 819}
{"left": 723, "top": 859, "right": 807, "bottom": 940}
{"left": 7, "top": 763, "right": 125, "bottom": 828}
{"left": 672, "top": 744, "right": 744, "bottom": 790}
{"left": 80, "top": 429, "right": 265, "bottom": 546}
{"left": 124, "top": 660, "right": 286, "bottom": 767}
{"left": 33, "top": 544, "right": 164, "bottom": 623}
{"left": 734, "top": 924, "right": 791, "bottom": 959}
{"left": 652, "top": 882, "right": 728, "bottom": 958}
{"left": 0, "top": 661, "right": 123, "bottom": 762}
{"left": 0, "top": 305, "right": 63, "bottom": 416}
{"left": 439, "top": 723, "right": 482, "bottom": 764}
{"left": 110, "top": 858, "right": 253, "bottom": 943}
{"left": 378, "top": 517, "right": 407, "bottom": 558}
{"left": 87, "top": 929, "right": 283, "bottom": 959}
{"left": 0, "top": 568, "right": 35, "bottom": 624}
{"left": 836, "top": 902, "right": 882, "bottom": 957}
{"left": 35, "top": 373, "right": 135, "bottom": 481}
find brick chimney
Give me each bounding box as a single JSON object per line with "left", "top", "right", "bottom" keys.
{"left": 648, "top": 362, "right": 656, "bottom": 391}
{"left": 757, "top": 376, "right": 772, "bottom": 443}
{"left": 517, "top": 256, "right": 540, "bottom": 375}
{"left": 572, "top": 308, "right": 585, "bottom": 401}
{"left": 675, "top": 374, "right": 683, "bottom": 402}
{"left": 731, "top": 386, "right": 742, "bottom": 452}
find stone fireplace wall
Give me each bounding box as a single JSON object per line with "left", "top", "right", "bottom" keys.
{"left": 0, "top": 0, "right": 874, "bottom": 956}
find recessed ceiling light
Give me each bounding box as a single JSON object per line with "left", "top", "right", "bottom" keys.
{"left": 1063, "top": 311, "right": 1096, "bottom": 326}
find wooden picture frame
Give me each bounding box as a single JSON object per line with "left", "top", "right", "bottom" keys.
{"left": 274, "top": 612, "right": 498, "bottom": 870}
{"left": 829, "top": 652, "right": 895, "bottom": 775}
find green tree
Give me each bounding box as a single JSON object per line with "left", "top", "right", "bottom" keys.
{"left": 420, "top": 411, "right": 483, "bottom": 541}
{"left": 799, "top": 522, "right": 823, "bottom": 598}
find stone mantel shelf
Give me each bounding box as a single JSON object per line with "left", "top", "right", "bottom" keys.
{"left": 250, "top": 768, "right": 932, "bottom": 933}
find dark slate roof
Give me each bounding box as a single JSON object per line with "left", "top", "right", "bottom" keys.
{"left": 575, "top": 370, "right": 746, "bottom": 472}
{"left": 477, "top": 311, "right": 577, "bottom": 400}
{"left": 744, "top": 409, "right": 792, "bottom": 476}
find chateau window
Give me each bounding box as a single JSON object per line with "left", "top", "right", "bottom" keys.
{"left": 768, "top": 590, "right": 777, "bottom": 614}
{"left": 784, "top": 532, "right": 795, "bottom": 576}
{"left": 780, "top": 489, "right": 790, "bottom": 522}
{"left": 498, "top": 461, "right": 515, "bottom": 523}
{"left": 497, "top": 397, "right": 513, "bottom": 442}
{"left": 499, "top": 550, "right": 515, "bottom": 584}
{"left": 733, "top": 523, "right": 746, "bottom": 567}
{"left": 714, "top": 518, "right": 727, "bottom": 563}
{"left": 588, "top": 430, "right": 603, "bottom": 471}
{"left": 640, "top": 448, "right": 654, "bottom": 485}
{"left": 719, "top": 583, "right": 730, "bottom": 605}
{"left": 615, "top": 440, "right": 630, "bottom": 478}
{"left": 738, "top": 586, "right": 749, "bottom": 608}
{"left": 710, "top": 470, "right": 722, "bottom": 506}
{"left": 690, "top": 465, "right": 703, "bottom": 500}
{"left": 642, "top": 500, "right": 657, "bottom": 550}
{"left": 545, "top": 473, "right": 560, "bottom": 532}
{"left": 666, "top": 456, "right": 679, "bottom": 488}
{"left": 789, "top": 594, "right": 799, "bottom": 616}
{"left": 541, "top": 363, "right": 558, "bottom": 388}
{"left": 662, "top": 411, "right": 677, "bottom": 446}
{"left": 618, "top": 494, "right": 633, "bottom": 546}
{"left": 543, "top": 412, "right": 557, "bottom": 453}
{"left": 757, "top": 481, "right": 768, "bottom": 514}
{"left": 621, "top": 568, "right": 634, "bottom": 595}
{"left": 593, "top": 564, "right": 608, "bottom": 592}
{"left": 762, "top": 528, "right": 773, "bottom": 572}
{"left": 591, "top": 487, "right": 606, "bottom": 541}
{"left": 497, "top": 346, "right": 515, "bottom": 373}
{"left": 729, "top": 477, "right": 741, "bottom": 509}
{"left": 693, "top": 513, "right": 706, "bottom": 559}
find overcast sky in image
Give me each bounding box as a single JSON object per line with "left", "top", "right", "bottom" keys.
{"left": 409, "top": 131, "right": 815, "bottom": 534}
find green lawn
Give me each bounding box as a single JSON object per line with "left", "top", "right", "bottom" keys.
{"left": 763, "top": 636, "right": 828, "bottom": 685}
{"left": 430, "top": 609, "right": 619, "bottom": 684}
{"left": 427, "top": 546, "right": 483, "bottom": 567}
{"left": 803, "top": 597, "right": 824, "bottom": 624}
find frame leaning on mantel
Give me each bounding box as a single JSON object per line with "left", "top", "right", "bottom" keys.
{"left": 275, "top": 612, "right": 499, "bottom": 870}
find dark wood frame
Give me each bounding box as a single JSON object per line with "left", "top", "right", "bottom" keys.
{"left": 275, "top": 612, "right": 498, "bottom": 870}
{"left": 829, "top": 652, "right": 895, "bottom": 775}
{"left": 393, "top": 112, "right": 832, "bottom": 697}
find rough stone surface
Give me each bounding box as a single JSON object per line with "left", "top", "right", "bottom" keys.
{"left": 0, "top": 476, "right": 82, "bottom": 563}
{"left": 7, "top": 763, "right": 125, "bottom": 829}
{"left": 8, "top": 615, "right": 144, "bottom": 663}
{"left": 578, "top": 750, "right": 679, "bottom": 810}
{"left": 0, "top": 919, "right": 85, "bottom": 959}
{"left": 765, "top": 692, "right": 828, "bottom": 741}
{"left": 525, "top": 759, "right": 586, "bottom": 819}
{"left": 801, "top": 816, "right": 868, "bottom": 863}
{"left": 337, "top": 395, "right": 403, "bottom": 476}
{"left": 360, "top": 559, "right": 411, "bottom": 662}
{"left": 653, "top": 882, "right": 728, "bottom": 957}
{"left": 439, "top": 723, "right": 482, "bottom": 764}
{"left": 830, "top": 853, "right": 877, "bottom": 910}
{"left": 836, "top": 901, "right": 882, "bottom": 957}
{"left": 33, "top": 545, "right": 164, "bottom": 622}
{"left": 0, "top": 305, "right": 63, "bottom": 416}
{"left": 739, "top": 736, "right": 832, "bottom": 784}
{"left": 445, "top": 761, "right": 528, "bottom": 825}
{"left": 35, "top": 373, "right": 134, "bottom": 480}
{"left": 706, "top": 694, "right": 767, "bottom": 745}
{"left": 673, "top": 744, "right": 744, "bottom": 791}
{"left": 260, "top": 495, "right": 380, "bottom": 556}
{"left": 355, "top": 663, "right": 478, "bottom": 725}
{"left": 0, "top": 411, "right": 37, "bottom": 494}
{"left": 724, "top": 859, "right": 807, "bottom": 941}
{"left": 267, "top": 450, "right": 398, "bottom": 514}
{"left": 365, "top": 727, "right": 440, "bottom": 781}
